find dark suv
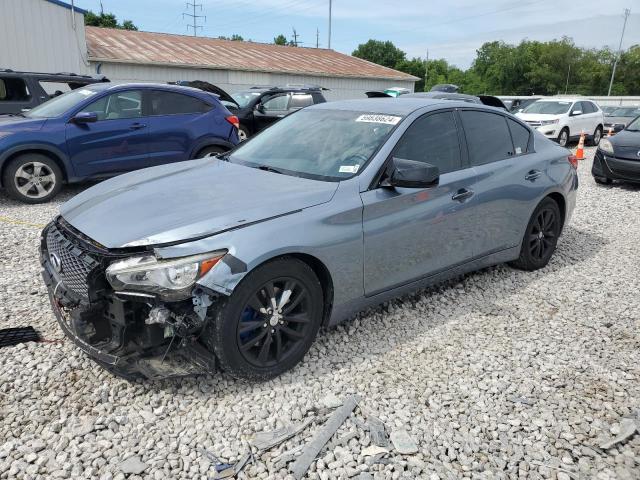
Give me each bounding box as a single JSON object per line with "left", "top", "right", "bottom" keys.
{"left": 175, "top": 82, "right": 327, "bottom": 141}
{"left": 0, "top": 69, "right": 110, "bottom": 115}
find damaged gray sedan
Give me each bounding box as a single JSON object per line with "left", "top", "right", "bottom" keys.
{"left": 41, "top": 98, "right": 577, "bottom": 380}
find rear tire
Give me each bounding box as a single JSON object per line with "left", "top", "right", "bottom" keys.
{"left": 510, "top": 197, "right": 562, "bottom": 271}
{"left": 238, "top": 125, "right": 250, "bottom": 142}
{"left": 589, "top": 126, "right": 603, "bottom": 146}
{"left": 195, "top": 146, "right": 226, "bottom": 158}
{"left": 2, "top": 153, "right": 63, "bottom": 203}
{"left": 202, "top": 258, "right": 323, "bottom": 380}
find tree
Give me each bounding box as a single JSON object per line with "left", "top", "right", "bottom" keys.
{"left": 273, "top": 34, "right": 296, "bottom": 46}
{"left": 219, "top": 34, "right": 244, "bottom": 41}
{"left": 84, "top": 10, "right": 138, "bottom": 30}
{"left": 352, "top": 40, "right": 406, "bottom": 69}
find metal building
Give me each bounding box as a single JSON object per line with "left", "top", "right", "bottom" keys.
{"left": 0, "top": 0, "right": 89, "bottom": 74}
{"left": 85, "top": 28, "right": 418, "bottom": 100}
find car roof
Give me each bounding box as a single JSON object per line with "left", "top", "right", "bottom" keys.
{"left": 84, "top": 82, "right": 214, "bottom": 96}
{"left": 310, "top": 97, "right": 496, "bottom": 115}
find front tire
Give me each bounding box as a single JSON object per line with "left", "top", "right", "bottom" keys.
{"left": 557, "top": 128, "right": 569, "bottom": 148}
{"left": 510, "top": 197, "right": 562, "bottom": 271}
{"left": 2, "top": 153, "right": 62, "bottom": 203}
{"left": 195, "top": 146, "right": 226, "bottom": 158}
{"left": 203, "top": 258, "right": 323, "bottom": 380}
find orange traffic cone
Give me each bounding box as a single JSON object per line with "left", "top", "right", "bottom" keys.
{"left": 607, "top": 126, "right": 614, "bottom": 137}
{"left": 575, "top": 131, "right": 585, "bottom": 161}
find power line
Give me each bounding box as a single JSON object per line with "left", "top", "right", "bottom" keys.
{"left": 608, "top": 8, "right": 631, "bottom": 96}
{"left": 183, "top": 1, "right": 205, "bottom": 36}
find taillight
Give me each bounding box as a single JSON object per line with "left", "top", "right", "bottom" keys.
{"left": 225, "top": 115, "right": 240, "bottom": 129}
{"left": 568, "top": 154, "right": 578, "bottom": 169}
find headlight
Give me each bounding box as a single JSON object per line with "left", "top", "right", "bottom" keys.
{"left": 540, "top": 119, "right": 559, "bottom": 126}
{"left": 599, "top": 138, "right": 614, "bottom": 155}
{"left": 106, "top": 250, "right": 227, "bottom": 298}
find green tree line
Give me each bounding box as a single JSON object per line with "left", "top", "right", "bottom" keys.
{"left": 353, "top": 38, "right": 640, "bottom": 96}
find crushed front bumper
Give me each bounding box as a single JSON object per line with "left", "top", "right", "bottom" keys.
{"left": 40, "top": 219, "right": 217, "bottom": 380}
{"left": 592, "top": 150, "right": 640, "bottom": 183}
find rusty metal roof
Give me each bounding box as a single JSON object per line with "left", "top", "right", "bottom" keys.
{"left": 85, "top": 27, "right": 419, "bottom": 82}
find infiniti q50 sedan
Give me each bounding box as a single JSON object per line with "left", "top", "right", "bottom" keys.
{"left": 40, "top": 99, "right": 578, "bottom": 380}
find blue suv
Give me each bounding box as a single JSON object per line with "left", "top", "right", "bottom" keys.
{"left": 0, "top": 83, "right": 239, "bottom": 203}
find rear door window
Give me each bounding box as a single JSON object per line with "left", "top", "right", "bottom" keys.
{"left": 150, "top": 91, "right": 210, "bottom": 115}
{"left": 507, "top": 118, "right": 530, "bottom": 155}
{"left": 460, "top": 110, "right": 514, "bottom": 165}
{"left": 392, "top": 111, "right": 462, "bottom": 175}
{"left": 261, "top": 94, "right": 289, "bottom": 111}
{"left": 289, "top": 94, "right": 314, "bottom": 110}
{"left": 0, "top": 77, "right": 31, "bottom": 101}
{"left": 39, "top": 81, "right": 72, "bottom": 99}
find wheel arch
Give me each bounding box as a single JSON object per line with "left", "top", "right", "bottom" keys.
{"left": 545, "top": 191, "right": 566, "bottom": 232}
{"left": 190, "top": 139, "right": 235, "bottom": 159}
{"left": 0, "top": 147, "right": 69, "bottom": 187}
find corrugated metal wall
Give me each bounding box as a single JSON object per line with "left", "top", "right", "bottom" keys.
{"left": 0, "top": 0, "right": 89, "bottom": 74}
{"left": 90, "top": 62, "right": 415, "bottom": 101}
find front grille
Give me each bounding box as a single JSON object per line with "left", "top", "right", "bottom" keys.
{"left": 525, "top": 121, "right": 542, "bottom": 127}
{"left": 45, "top": 226, "right": 100, "bottom": 299}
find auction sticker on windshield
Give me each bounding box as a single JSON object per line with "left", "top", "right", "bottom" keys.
{"left": 356, "top": 114, "right": 402, "bottom": 125}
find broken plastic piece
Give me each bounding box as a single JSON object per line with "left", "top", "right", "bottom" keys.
{"left": 368, "top": 416, "right": 390, "bottom": 448}
{"left": 600, "top": 418, "right": 639, "bottom": 449}
{"left": 389, "top": 429, "right": 418, "bottom": 454}
{"left": 251, "top": 417, "right": 314, "bottom": 451}
{"left": 0, "top": 327, "right": 40, "bottom": 347}
{"left": 361, "top": 445, "right": 389, "bottom": 457}
{"left": 290, "top": 395, "right": 361, "bottom": 480}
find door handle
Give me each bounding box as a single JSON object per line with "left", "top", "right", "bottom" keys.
{"left": 129, "top": 123, "right": 147, "bottom": 130}
{"left": 451, "top": 188, "right": 474, "bottom": 202}
{"left": 525, "top": 170, "right": 542, "bottom": 181}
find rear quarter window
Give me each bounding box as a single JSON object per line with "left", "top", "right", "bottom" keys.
{"left": 151, "top": 91, "right": 210, "bottom": 115}
{"left": 507, "top": 118, "right": 531, "bottom": 155}
{"left": 0, "top": 77, "right": 31, "bottom": 101}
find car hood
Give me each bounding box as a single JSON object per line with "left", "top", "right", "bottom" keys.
{"left": 60, "top": 158, "right": 339, "bottom": 249}
{"left": 610, "top": 129, "right": 640, "bottom": 147}
{"left": 0, "top": 115, "right": 46, "bottom": 131}
{"left": 515, "top": 113, "right": 561, "bottom": 121}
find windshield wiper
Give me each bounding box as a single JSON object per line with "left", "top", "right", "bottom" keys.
{"left": 256, "top": 165, "right": 285, "bottom": 175}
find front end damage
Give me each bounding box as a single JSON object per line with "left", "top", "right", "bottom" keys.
{"left": 40, "top": 218, "right": 220, "bottom": 380}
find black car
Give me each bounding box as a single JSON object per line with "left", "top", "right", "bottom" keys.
{"left": 175, "top": 82, "right": 328, "bottom": 140}
{"left": 593, "top": 115, "right": 640, "bottom": 185}
{"left": 401, "top": 91, "right": 507, "bottom": 110}
{"left": 0, "top": 69, "right": 109, "bottom": 114}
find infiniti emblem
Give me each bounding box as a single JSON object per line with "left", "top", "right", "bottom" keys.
{"left": 49, "top": 253, "right": 62, "bottom": 274}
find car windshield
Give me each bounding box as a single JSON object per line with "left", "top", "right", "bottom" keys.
{"left": 25, "top": 87, "right": 100, "bottom": 118}
{"left": 231, "top": 91, "right": 262, "bottom": 108}
{"left": 522, "top": 101, "right": 572, "bottom": 114}
{"left": 228, "top": 109, "right": 402, "bottom": 181}
{"left": 626, "top": 117, "right": 640, "bottom": 131}
{"left": 609, "top": 107, "right": 640, "bottom": 117}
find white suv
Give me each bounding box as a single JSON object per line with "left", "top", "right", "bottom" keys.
{"left": 516, "top": 98, "right": 604, "bottom": 147}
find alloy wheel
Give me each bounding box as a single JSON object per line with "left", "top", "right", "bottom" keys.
{"left": 593, "top": 128, "right": 602, "bottom": 145}
{"left": 237, "top": 277, "right": 312, "bottom": 367}
{"left": 238, "top": 128, "right": 248, "bottom": 141}
{"left": 13, "top": 162, "right": 57, "bottom": 199}
{"left": 528, "top": 208, "right": 558, "bottom": 261}
{"left": 558, "top": 130, "right": 568, "bottom": 147}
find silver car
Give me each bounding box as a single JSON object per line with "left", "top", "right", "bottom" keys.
{"left": 40, "top": 99, "right": 578, "bottom": 380}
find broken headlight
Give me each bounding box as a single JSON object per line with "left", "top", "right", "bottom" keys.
{"left": 106, "top": 251, "right": 227, "bottom": 298}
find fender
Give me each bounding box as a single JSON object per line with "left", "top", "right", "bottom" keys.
{"left": 188, "top": 137, "right": 236, "bottom": 159}
{"left": 0, "top": 143, "right": 77, "bottom": 186}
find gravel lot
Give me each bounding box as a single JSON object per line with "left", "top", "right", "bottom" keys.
{"left": 1, "top": 147, "right": 639, "bottom": 480}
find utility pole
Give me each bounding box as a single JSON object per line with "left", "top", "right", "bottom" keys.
{"left": 424, "top": 50, "right": 429, "bottom": 92}
{"left": 564, "top": 64, "right": 571, "bottom": 94}
{"left": 183, "top": 2, "right": 205, "bottom": 37}
{"left": 316, "top": 28, "right": 320, "bottom": 48}
{"left": 328, "top": 0, "right": 332, "bottom": 49}
{"left": 292, "top": 27, "right": 299, "bottom": 47}
{"left": 608, "top": 8, "right": 631, "bottom": 96}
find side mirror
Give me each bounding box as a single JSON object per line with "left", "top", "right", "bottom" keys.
{"left": 72, "top": 111, "right": 98, "bottom": 124}
{"left": 256, "top": 103, "right": 265, "bottom": 114}
{"left": 383, "top": 157, "right": 440, "bottom": 189}
{"left": 571, "top": 110, "right": 582, "bottom": 116}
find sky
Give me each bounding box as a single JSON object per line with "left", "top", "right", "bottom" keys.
{"left": 73, "top": 0, "right": 640, "bottom": 69}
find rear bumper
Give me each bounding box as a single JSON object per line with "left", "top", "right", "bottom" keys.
{"left": 592, "top": 150, "right": 640, "bottom": 183}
